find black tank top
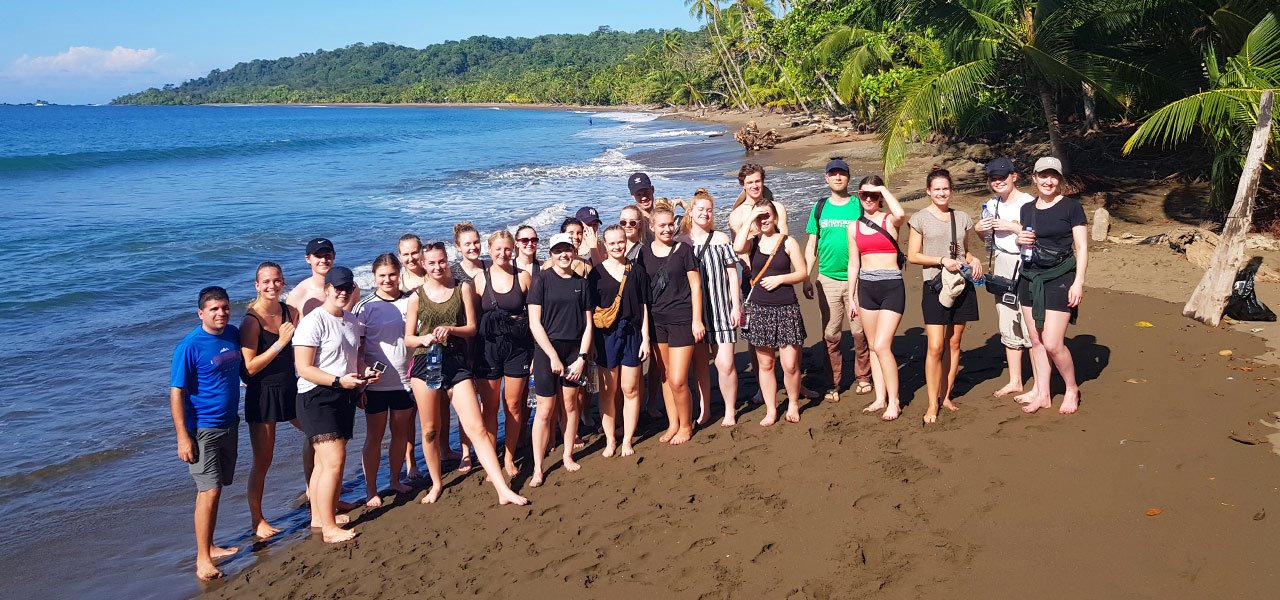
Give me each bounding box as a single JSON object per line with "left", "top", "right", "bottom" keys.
{"left": 241, "top": 302, "right": 296, "bottom": 386}
{"left": 482, "top": 266, "right": 526, "bottom": 314}
{"left": 748, "top": 235, "right": 797, "bottom": 306}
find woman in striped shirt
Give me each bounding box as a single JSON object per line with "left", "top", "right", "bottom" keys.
{"left": 678, "top": 189, "right": 742, "bottom": 427}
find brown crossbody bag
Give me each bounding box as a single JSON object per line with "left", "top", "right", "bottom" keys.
{"left": 592, "top": 264, "right": 630, "bottom": 329}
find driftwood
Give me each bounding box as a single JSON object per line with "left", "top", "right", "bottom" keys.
{"left": 734, "top": 121, "right": 781, "bottom": 151}
{"left": 1183, "top": 90, "right": 1274, "bottom": 326}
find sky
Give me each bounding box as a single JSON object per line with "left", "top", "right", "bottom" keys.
{"left": 0, "top": 1, "right": 704, "bottom": 104}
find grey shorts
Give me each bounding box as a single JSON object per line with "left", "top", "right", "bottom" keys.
{"left": 188, "top": 424, "right": 238, "bottom": 492}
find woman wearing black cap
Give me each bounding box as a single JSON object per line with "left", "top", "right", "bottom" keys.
{"left": 404, "top": 243, "right": 528, "bottom": 506}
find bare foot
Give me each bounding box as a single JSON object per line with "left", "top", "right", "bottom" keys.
{"left": 562, "top": 455, "right": 582, "bottom": 472}
{"left": 310, "top": 514, "right": 350, "bottom": 528}
{"left": 195, "top": 560, "right": 224, "bottom": 581}
{"left": 503, "top": 460, "right": 520, "bottom": 478}
{"left": 1059, "top": 389, "right": 1080, "bottom": 414}
{"left": 619, "top": 444, "right": 635, "bottom": 457}
{"left": 993, "top": 383, "right": 1023, "bottom": 397}
{"left": 862, "top": 400, "right": 887, "bottom": 413}
{"left": 420, "top": 484, "right": 443, "bottom": 504}
{"left": 602, "top": 443, "right": 616, "bottom": 458}
{"left": 784, "top": 408, "right": 800, "bottom": 423}
{"left": 696, "top": 404, "right": 710, "bottom": 426}
{"left": 573, "top": 437, "right": 585, "bottom": 451}
{"left": 881, "top": 404, "right": 901, "bottom": 421}
{"left": 922, "top": 410, "right": 938, "bottom": 424}
{"left": 336, "top": 500, "right": 360, "bottom": 512}
{"left": 210, "top": 545, "right": 237, "bottom": 560}
{"left": 1013, "top": 391, "right": 1036, "bottom": 405}
{"left": 669, "top": 428, "right": 693, "bottom": 445}
{"left": 321, "top": 527, "right": 357, "bottom": 543}
{"left": 253, "top": 520, "right": 281, "bottom": 539}
{"left": 456, "top": 455, "right": 473, "bottom": 474}
{"left": 659, "top": 427, "right": 678, "bottom": 443}
{"left": 720, "top": 415, "right": 736, "bottom": 427}
{"left": 498, "top": 489, "right": 529, "bottom": 506}
{"left": 942, "top": 399, "right": 959, "bottom": 412}
{"left": 1021, "top": 396, "right": 1052, "bottom": 414}
{"left": 364, "top": 495, "right": 383, "bottom": 508}
{"left": 528, "top": 472, "right": 544, "bottom": 488}
{"left": 390, "top": 481, "right": 412, "bottom": 494}
{"left": 759, "top": 412, "right": 778, "bottom": 427}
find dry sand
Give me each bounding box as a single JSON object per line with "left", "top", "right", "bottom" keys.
{"left": 201, "top": 108, "right": 1280, "bottom": 599}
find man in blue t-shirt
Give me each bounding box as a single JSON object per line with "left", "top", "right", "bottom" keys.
{"left": 169, "top": 286, "right": 242, "bottom": 581}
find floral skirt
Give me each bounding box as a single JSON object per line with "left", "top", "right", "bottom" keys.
{"left": 743, "top": 301, "right": 805, "bottom": 348}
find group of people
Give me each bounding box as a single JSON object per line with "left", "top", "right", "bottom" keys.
{"left": 169, "top": 158, "right": 1088, "bottom": 579}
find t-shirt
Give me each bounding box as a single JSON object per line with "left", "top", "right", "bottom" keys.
{"left": 990, "top": 191, "right": 1036, "bottom": 254}
{"left": 293, "top": 308, "right": 363, "bottom": 393}
{"left": 528, "top": 269, "right": 591, "bottom": 341}
{"left": 908, "top": 208, "right": 975, "bottom": 281}
{"left": 170, "top": 325, "right": 242, "bottom": 430}
{"left": 638, "top": 242, "right": 698, "bottom": 325}
{"left": 805, "top": 196, "right": 863, "bottom": 280}
{"left": 1021, "top": 197, "right": 1087, "bottom": 253}
{"left": 355, "top": 292, "right": 411, "bottom": 392}
{"left": 589, "top": 262, "right": 650, "bottom": 326}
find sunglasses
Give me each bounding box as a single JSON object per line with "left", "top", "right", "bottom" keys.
{"left": 517, "top": 237, "right": 539, "bottom": 245}
{"left": 423, "top": 241, "right": 446, "bottom": 251}
{"left": 334, "top": 283, "right": 356, "bottom": 293}
{"left": 619, "top": 219, "right": 640, "bottom": 227}
{"left": 859, "top": 191, "right": 882, "bottom": 200}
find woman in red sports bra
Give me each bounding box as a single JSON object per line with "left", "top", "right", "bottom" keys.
{"left": 845, "top": 175, "right": 907, "bottom": 421}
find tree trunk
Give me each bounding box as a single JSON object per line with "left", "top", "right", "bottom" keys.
{"left": 711, "top": 14, "right": 757, "bottom": 107}
{"left": 708, "top": 19, "right": 748, "bottom": 110}
{"left": 1183, "top": 89, "right": 1274, "bottom": 326}
{"left": 1081, "top": 82, "right": 1099, "bottom": 134}
{"left": 767, "top": 50, "right": 809, "bottom": 114}
{"left": 815, "top": 71, "right": 847, "bottom": 109}
{"left": 1037, "top": 82, "right": 1070, "bottom": 174}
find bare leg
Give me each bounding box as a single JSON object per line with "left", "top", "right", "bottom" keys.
{"left": 995, "top": 346, "right": 1026, "bottom": 397}
{"left": 410, "top": 379, "right": 445, "bottom": 503}
{"left": 560, "top": 387, "right": 583, "bottom": 470}
{"left": 501, "top": 376, "right": 529, "bottom": 477}
{"left": 598, "top": 366, "right": 620, "bottom": 457}
{"left": 692, "top": 342, "right": 712, "bottom": 426}
{"left": 756, "top": 347, "right": 779, "bottom": 427}
{"left": 529, "top": 392, "right": 556, "bottom": 487}
{"left": 1020, "top": 306, "right": 1055, "bottom": 413}
{"left": 247, "top": 422, "right": 281, "bottom": 539}
{"left": 923, "top": 324, "right": 946, "bottom": 424}
{"left": 456, "top": 390, "right": 478, "bottom": 473}
{"left": 450, "top": 381, "right": 528, "bottom": 505}
{"left": 1039, "top": 311, "right": 1081, "bottom": 414}
{"left": 779, "top": 345, "right": 803, "bottom": 423}
{"left": 403, "top": 406, "right": 422, "bottom": 480}
{"left": 387, "top": 408, "right": 414, "bottom": 494}
{"left": 714, "top": 342, "right": 739, "bottom": 426}
{"left": 309, "top": 438, "right": 356, "bottom": 543}
{"left": 195, "top": 487, "right": 236, "bottom": 580}
{"left": 940, "top": 323, "right": 966, "bottom": 411}
{"left": 619, "top": 364, "right": 642, "bottom": 456}
{"left": 860, "top": 309, "right": 888, "bottom": 414}
{"left": 664, "top": 344, "right": 696, "bottom": 444}
{"left": 868, "top": 309, "right": 903, "bottom": 420}
{"left": 654, "top": 343, "right": 679, "bottom": 442}
{"left": 361, "top": 410, "right": 389, "bottom": 507}
{"left": 438, "top": 397, "right": 459, "bottom": 461}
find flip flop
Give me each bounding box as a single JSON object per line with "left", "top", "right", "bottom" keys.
{"left": 854, "top": 381, "right": 873, "bottom": 395}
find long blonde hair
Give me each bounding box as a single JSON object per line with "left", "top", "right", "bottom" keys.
{"left": 682, "top": 188, "right": 715, "bottom": 235}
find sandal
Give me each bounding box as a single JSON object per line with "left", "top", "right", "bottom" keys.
{"left": 823, "top": 389, "right": 841, "bottom": 403}
{"left": 854, "top": 381, "right": 873, "bottom": 395}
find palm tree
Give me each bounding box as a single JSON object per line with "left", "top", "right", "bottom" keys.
{"left": 687, "top": 0, "right": 756, "bottom": 108}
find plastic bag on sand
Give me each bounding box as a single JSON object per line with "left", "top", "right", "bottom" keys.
{"left": 1224, "top": 257, "right": 1277, "bottom": 322}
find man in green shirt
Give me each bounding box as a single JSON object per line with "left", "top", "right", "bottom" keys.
{"left": 802, "top": 159, "right": 872, "bottom": 402}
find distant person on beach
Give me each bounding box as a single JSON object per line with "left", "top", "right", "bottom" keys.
{"left": 293, "top": 266, "right": 376, "bottom": 543}
{"left": 1015, "top": 157, "right": 1088, "bottom": 414}
{"left": 728, "top": 164, "right": 788, "bottom": 237}
{"left": 973, "top": 158, "right": 1036, "bottom": 398}
{"left": 528, "top": 233, "right": 594, "bottom": 485}
{"left": 404, "top": 242, "right": 527, "bottom": 505}
{"left": 576, "top": 206, "right": 607, "bottom": 264}
{"left": 238, "top": 262, "right": 303, "bottom": 540}
{"left": 845, "top": 176, "right": 907, "bottom": 420}
{"left": 639, "top": 204, "right": 703, "bottom": 444}
{"left": 619, "top": 205, "right": 646, "bottom": 262}
{"left": 678, "top": 188, "right": 742, "bottom": 427}
{"left": 590, "top": 224, "right": 651, "bottom": 456}
{"left": 514, "top": 225, "right": 542, "bottom": 276}
{"left": 802, "top": 158, "right": 873, "bottom": 403}
{"left": 354, "top": 253, "right": 416, "bottom": 507}
{"left": 169, "top": 286, "right": 242, "bottom": 580}
{"left": 471, "top": 230, "right": 534, "bottom": 477}
{"left": 734, "top": 201, "right": 808, "bottom": 425}
{"left": 289, "top": 238, "right": 359, "bottom": 316}
{"left": 908, "top": 167, "right": 984, "bottom": 424}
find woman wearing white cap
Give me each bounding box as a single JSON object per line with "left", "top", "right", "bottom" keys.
{"left": 1015, "top": 157, "right": 1088, "bottom": 414}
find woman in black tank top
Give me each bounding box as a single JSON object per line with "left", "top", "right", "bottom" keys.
{"left": 471, "top": 231, "right": 534, "bottom": 478}
{"left": 238, "top": 261, "right": 303, "bottom": 539}
{"left": 514, "top": 225, "right": 542, "bottom": 276}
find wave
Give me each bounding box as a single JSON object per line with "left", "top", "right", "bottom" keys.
{"left": 479, "top": 146, "right": 643, "bottom": 181}
{"left": 0, "top": 135, "right": 373, "bottom": 174}
{"left": 590, "top": 111, "right": 660, "bottom": 123}
{"left": 0, "top": 430, "right": 164, "bottom": 504}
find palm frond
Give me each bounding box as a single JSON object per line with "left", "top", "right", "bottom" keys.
{"left": 1122, "top": 88, "right": 1265, "bottom": 153}
{"left": 877, "top": 59, "right": 994, "bottom": 175}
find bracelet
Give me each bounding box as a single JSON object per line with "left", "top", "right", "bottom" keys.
{"left": 269, "top": 342, "right": 283, "bottom": 354}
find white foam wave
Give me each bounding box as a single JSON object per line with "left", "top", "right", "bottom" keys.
{"left": 484, "top": 146, "right": 643, "bottom": 181}
{"left": 516, "top": 202, "right": 568, "bottom": 231}
{"left": 591, "top": 111, "right": 660, "bottom": 123}
{"left": 642, "top": 128, "right": 718, "bottom": 139}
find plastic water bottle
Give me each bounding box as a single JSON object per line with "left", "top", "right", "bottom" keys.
{"left": 959, "top": 264, "right": 985, "bottom": 287}
{"left": 1021, "top": 227, "right": 1035, "bottom": 264}
{"left": 424, "top": 343, "right": 444, "bottom": 390}
{"left": 526, "top": 373, "right": 537, "bottom": 408}
{"left": 981, "top": 200, "right": 997, "bottom": 251}
{"left": 584, "top": 361, "right": 599, "bottom": 393}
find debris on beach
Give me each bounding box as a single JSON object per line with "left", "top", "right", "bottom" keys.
{"left": 1145, "top": 507, "right": 1163, "bottom": 516}
{"left": 1135, "top": 321, "right": 1154, "bottom": 328}
{"left": 733, "top": 121, "right": 780, "bottom": 151}
{"left": 1219, "top": 349, "right": 1234, "bottom": 357}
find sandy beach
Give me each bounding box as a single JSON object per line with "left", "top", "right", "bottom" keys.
{"left": 199, "top": 112, "right": 1280, "bottom": 598}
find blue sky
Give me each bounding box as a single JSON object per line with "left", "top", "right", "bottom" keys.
{"left": 0, "top": 1, "right": 703, "bottom": 104}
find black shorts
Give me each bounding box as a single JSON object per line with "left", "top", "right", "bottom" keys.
{"left": 596, "top": 318, "right": 643, "bottom": 369}
{"left": 921, "top": 280, "right": 980, "bottom": 325}
{"left": 1018, "top": 269, "right": 1076, "bottom": 313}
{"left": 857, "top": 277, "right": 906, "bottom": 313}
{"left": 296, "top": 386, "right": 358, "bottom": 442}
{"left": 532, "top": 338, "right": 584, "bottom": 397}
{"left": 651, "top": 320, "right": 695, "bottom": 348}
{"left": 475, "top": 336, "right": 533, "bottom": 380}
{"left": 244, "top": 377, "right": 298, "bottom": 424}
{"left": 363, "top": 389, "right": 414, "bottom": 414}
{"left": 409, "top": 347, "right": 472, "bottom": 390}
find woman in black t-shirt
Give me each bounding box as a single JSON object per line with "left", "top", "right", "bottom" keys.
{"left": 1015, "top": 157, "right": 1088, "bottom": 415}
{"left": 590, "top": 225, "right": 651, "bottom": 457}
{"left": 527, "top": 233, "right": 594, "bottom": 487}
{"left": 638, "top": 205, "right": 704, "bottom": 445}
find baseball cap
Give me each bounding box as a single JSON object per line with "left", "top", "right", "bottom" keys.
{"left": 324, "top": 266, "right": 355, "bottom": 288}
{"left": 548, "top": 233, "right": 576, "bottom": 253}
{"left": 825, "top": 158, "right": 850, "bottom": 174}
{"left": 1033, "top": 156, "right": 1063, "bottom": 174}
{"left": 306, "top": 237, "right": 335, "bottom": 256}
{"left": 984, "top": 157, "right": 1015, "bottom": 178}
{"left": 628, "top": 172, "right": 653, "bottom": 194}
{"left": 575, "top": 206, "right": 602, "bottom": 226}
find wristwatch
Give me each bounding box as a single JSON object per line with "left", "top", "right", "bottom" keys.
{"left": 578, "top": 353, "right": 588, "bottom": 361}
{"left": 332, "top": 375, "right": 342, "bottom": 389}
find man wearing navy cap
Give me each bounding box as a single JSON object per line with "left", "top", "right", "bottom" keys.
{"left": 802, "top": 158, "right": 872, "bottom": 402}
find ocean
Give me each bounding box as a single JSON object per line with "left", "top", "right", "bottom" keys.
{"left": 0, "top": 104, "right": 833, "bottom": 598}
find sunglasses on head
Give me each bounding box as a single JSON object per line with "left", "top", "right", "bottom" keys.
{"left": 423, "top": 241, "right": 446, "bottom": 251}
{"left": 517, "top": 236, "right": 539, "bottom": 245}
{"left": 619, "top": 219, "right": 640, "bottom": 227}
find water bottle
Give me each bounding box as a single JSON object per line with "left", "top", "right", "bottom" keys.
{"left": 584, "top": 361, "right": 599, "bottom": 393}
{"left": 959, "top": 264, "right": 984, "bottom": 286}
{"left": 526, "top": 373, "right": 537, "bottom": 408}
{"left": 1021, "top": 227, "right": 1035, "bottom": 264}
{"left": 981, "top": 200, "right": 997, "bottom": 251}
{"left": 424, "top": 343, "right": 444, "bottom": 390}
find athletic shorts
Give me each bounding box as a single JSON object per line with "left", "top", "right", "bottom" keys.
{"left": 296, "top": 386, "right": 358, "bottom": 442}
{"left": 532, "top": 338, "right": 585, "bottom": 397}
{"left": 857, "top": 277, "right": 906, "bottom": 313}
{"left": 363, "top": 389, "right": 414, "bottom": 414}
{"left": 188, "top": 424, "right": 238, "bottom": 492}
{"left": 475, "top": 337, "right": 533, "bottom": 380}
{"left": 409, "top": 347, "right": 473, "bottom": 390}
{"left": 651, "top": 320, "right": 695, "bottom": 348}
{"left": 921, "top": 280, "right": 980, "bottom": 325}
{"left": 596, "top": 318, "right": 643, "bottom": 369}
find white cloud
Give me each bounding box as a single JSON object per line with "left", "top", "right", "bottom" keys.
{"left": 11, "top": 46, "right": 162, "bottom": 75}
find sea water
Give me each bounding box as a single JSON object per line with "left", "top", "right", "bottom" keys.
{"left": 0, "top": 104, "right": 834, "bottom": 598}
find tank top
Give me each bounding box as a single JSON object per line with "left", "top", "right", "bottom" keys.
{"left": 240, "top": 301, "right": 296, "bottom": 384}
{"left": 748, "top": 235, "right": 797, "bottom": 307}
{"left": 482, "top": 266, "right": 526, "bottom": 314}
{"left": 413, "top": 285, "right": 465, "bottom": 356}
{"left": 855, "top": 214, "right": 897, "bottom": 255}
